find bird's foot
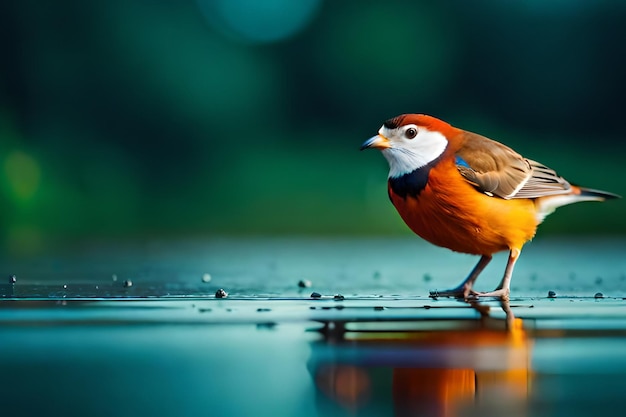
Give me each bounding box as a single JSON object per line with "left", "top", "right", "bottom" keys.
{"left": 471, "top": 287, "right": 510, "bottom": 301}
{"left": 429, "top": 283, "right": 475, "bottom": 300}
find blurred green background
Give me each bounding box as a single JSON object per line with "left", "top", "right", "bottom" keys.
{"left": 1, "top": 0, "right": 625, "bottom": 254}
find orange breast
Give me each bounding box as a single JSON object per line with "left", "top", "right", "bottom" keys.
{"left": 389, "top": 159, "right": 538, "bottom": 255}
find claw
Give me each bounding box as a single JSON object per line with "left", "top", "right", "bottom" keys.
{"left": 429, "top": 283, "right": 475, "bottom": 299}
{"left": 472, "top": 288, "right": 510, "bottom": 301}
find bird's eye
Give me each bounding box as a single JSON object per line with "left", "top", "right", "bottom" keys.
{"left": 405, "top": 127, "right": 418, "bottom": 139}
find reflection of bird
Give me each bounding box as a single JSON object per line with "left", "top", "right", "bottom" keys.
{"left": 361, "top": 114, "right": 620, "bottom": 299}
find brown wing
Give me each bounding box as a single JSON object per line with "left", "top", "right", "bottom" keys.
{"left": 513, "top": 160, "right": 572, "bottom": 198}
{"left": 456, "top": 131, "right": 571, "bottom": 199}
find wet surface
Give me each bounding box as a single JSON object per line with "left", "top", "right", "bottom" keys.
{"left": 1, "top": 237, "right": 626, "bottom": 417}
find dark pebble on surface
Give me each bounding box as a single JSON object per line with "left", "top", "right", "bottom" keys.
{"left": 298, "top": 279, "right": 312, "bottom": 288}
{"left": 594, "top": 292, "right": 604, "bottom": 299}
{"left": 333, "top": 294, "right": 344, "bottom": 301}
{"left": 9, "top": 275, "right": 16, "bottom": 284}
{"left": 123, "top": 280, "right": 133, "bottom": 288}
{"left": 548, "top": 290, "right": 557, "bottom": 298}
{"left": 215, "top": 289, "right": 228, "bottom": 298}
{"left": 310, "top": 292, "right": 322, "bottom": 299}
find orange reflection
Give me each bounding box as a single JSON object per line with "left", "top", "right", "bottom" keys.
{"left": 311, "top": 301, "right": 531, "bottom": 417}
{"left": 315, "top": 365, "right": 371, "bottom": 409}
{"left": 393, "top": 368, "right": 475, "bottom": 417}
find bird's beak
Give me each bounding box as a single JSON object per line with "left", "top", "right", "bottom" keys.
{"left": 360, "top": 135, "right": 391, "bottom": 150}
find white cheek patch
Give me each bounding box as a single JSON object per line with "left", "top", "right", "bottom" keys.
{"left": 383, "top": 129, "right": 448, "bottom": 178}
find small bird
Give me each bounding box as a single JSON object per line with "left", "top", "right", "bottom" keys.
{"left": 361, "top": 114, "right": 619, "bottom": 299}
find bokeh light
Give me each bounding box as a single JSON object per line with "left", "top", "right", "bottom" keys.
{"left": 197, "top": 0, "right": 323, "bottom": 43}
{"left": 3, "top": 150, "right": 40, "bottom": 203}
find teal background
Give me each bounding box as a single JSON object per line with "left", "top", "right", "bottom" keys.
{"left": 1, "top": 0, "right": 625, "bottom": 255}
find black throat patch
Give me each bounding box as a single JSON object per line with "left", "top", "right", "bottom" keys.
{"left": 388, "top": 160, "right": 438, "bottom": 199}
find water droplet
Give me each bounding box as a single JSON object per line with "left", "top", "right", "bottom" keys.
{"left": 112, "top": 274, "right": 118, "bottom": 282}
{"left": 8, "top": 275, "right": 16, "bottom": 284}
{"left": 423, "top": 273, "right": 432, "bottom": 282}
{"left": 257, "top": 308, "right": 271, "bottom": 312}
{"left": 215, "top": 288, "right": 228, "bottom": 298}
{"left": 548, "top": 290, "right": 557, "bottom": 298}
{"left": 298, "top": 279, "right": 312, "bottom": 288}
{"left": 374, "top": 306, "right": 385, "bottom": 311}
{"left": 594, "top": 292, "right": 604, "bottom": 299}
{"left": 63, "top": 284, "right": 67, "bottom": 289}
{"left": 310, "top": 292, "right": 322, "bottom": 299}
{"left": 595, "top": 277, "right": 603, "bottom": 285}
{"left": 373, "top": 271, "right": 381, "bottom": 279}
{"left": 333, "top": 294, "right": 345, "bottom": 301}
{"left": 123, "top": 280, "right": 133, "bottom": 288}
{"left": 202, "top": 273, "right": 212, "bottom": 283}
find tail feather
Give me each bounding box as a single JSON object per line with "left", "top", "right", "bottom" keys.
{"left": 577, "top": 187, "right": 621, "bottom": 200}
{"left": 534, "top": 186, "right": 620, "bottom": 223}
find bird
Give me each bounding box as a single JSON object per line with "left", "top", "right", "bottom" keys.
{"left": 361, "top": 114, "right": 620, "bottom": 300}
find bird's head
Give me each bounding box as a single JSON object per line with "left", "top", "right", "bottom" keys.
{"left": 361, "top": 114, "right": 453, "bottom": 178}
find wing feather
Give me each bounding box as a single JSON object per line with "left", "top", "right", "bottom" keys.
{"left": 513, "top": 160, "right": 572, "bottom": 198}
{"left": 455, "top": 131, "right": 571, "bottom": 199}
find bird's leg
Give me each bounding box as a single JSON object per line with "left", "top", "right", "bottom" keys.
{"left": 499, "top": 299, "right": 517, "bottom": 331}
{"left": 429, "top": 254, "right": 492, "bottom": 299}
{"left": 474, "top": 248, "right": 521, "bottom": 301}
